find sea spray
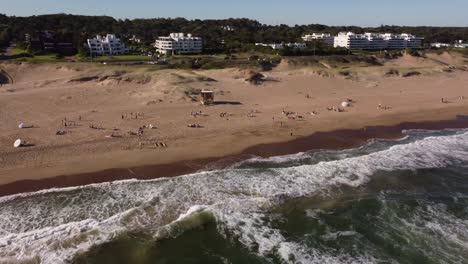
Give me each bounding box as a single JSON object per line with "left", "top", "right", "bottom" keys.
{"left": 155, "top": 205, "right": 214, "bottom": 240}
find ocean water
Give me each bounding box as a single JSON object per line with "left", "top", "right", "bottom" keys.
{"left": 1, "top": 129, "right": 468, "bottom": 264}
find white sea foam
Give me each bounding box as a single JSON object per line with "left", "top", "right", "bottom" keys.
{"left": 374, "top": 197, "right": 468, "bottom": 263}
{"left": 1, "top": 130, "right": 468, "bottom": 263}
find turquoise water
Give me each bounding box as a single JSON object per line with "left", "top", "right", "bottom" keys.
{"left": 1, "top": 129, "right": 468, "bottom": 263}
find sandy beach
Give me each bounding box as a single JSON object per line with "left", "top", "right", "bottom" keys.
{"left": 1, "top": 51, "right": 468, "bottom": 191}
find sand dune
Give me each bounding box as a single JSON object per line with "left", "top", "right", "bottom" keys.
{"left": 425, "top": 51, "right": 467, "bottom": 66}
{"left": 384, "top": 53, "right": 441, "bottom": 68}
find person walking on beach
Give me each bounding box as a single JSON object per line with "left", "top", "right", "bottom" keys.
{"left": 138, "top": 127, "right": 144, "bottom": 138}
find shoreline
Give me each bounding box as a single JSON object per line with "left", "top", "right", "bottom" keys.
{"left": 1, "top": 115, "right": 468, "bottom": 197}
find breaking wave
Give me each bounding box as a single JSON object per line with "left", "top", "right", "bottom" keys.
{"left": 1, "top": 129, "right": 468, "bottom": 263}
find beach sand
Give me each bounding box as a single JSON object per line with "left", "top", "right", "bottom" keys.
{"left": 1, "top": 52, "right": 468, "bottom": 193}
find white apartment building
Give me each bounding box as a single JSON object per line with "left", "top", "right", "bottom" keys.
{"left": 383, "top": 33, "right": 407, "bottom": 49}
{"left": 334, "top": 32, "right": 368, "bottom": 49}
{"left": 302, "top": 33, "right": 334, "bottom": 46}
{"left": 365, "top": 33, "right": 387, "bottom": 50}
{"left": 402, "top": 34, "right": 424, "bottom": 49}
{"left": 87, "top": 34, "right": 129, "bottom": 56}
{"left": 334, "top": 32, "right": 424, "bottom": 50}
{"left": 155, "top": 33, "right": 203, "bottom": 55}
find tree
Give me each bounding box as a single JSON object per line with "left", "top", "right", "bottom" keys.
{"left": 77, "top": 46, "right": 88, "bottom": 57}
{"left": 0, "top": 13, "right": 467, "bottom": 56}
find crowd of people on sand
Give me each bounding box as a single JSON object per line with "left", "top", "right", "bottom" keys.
{"left": 56, "top": 116, "right": 83, "bottom": 135}
{"left": 247, "top": 109, "right": 261, "bottom": 118}
{"left": 326, "top": 106, "right": 345, "bottom": 112}
{"left": 12, "top": 109, "right": 167, "bottom": 150}
{"left": 377, "top": 104, "right": 391, "bottom": 110}
{"left": 61, "top": 117, "right": 80, "bottom": 127}
{"left": 121, "top": 112, "right": 144, "bottom": 120}
{"left": 12, "top": 91, "right": 467, "bottom": 151}
{"left": 138, "top": 141, "right": 168, "bottom": 149}
{"left": 191, "top": 110, "right": 204, "bottom": 117}
{"left": 89, "top": 124, "right": 104, "bottom": 130}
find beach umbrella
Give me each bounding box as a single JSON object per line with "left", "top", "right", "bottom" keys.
{"left": 341, "top": 101, "right": 351, "bottom": 107}
{"left": 13, "top": 139, "right": 22, "bottom": 148}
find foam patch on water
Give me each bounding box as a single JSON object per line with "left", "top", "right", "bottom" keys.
{"left": 371, "top": 196, "right": 468, "bottom": 263}
{"left": 1, "top": 130, "right": 468, "bottom": 263}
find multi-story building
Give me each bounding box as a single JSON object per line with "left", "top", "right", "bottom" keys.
{"left": 365, "top": 33, "right": 387, "bottom": 50}
{"left": 402, "top": 34, "right": 424, "bottom": 49}
{"left": 334, "top": 32, "right": 424, "bottom": 50}
{"left": 155, "top": 33, "right": 203, "bottom": 55}
{"left": 382, "top": 33, "right": 407, "bottom": 49}
{"left": 24, "top": 30, "right": 75, "bottom": 55}
{"left": 87, "top": 34, "right": 129, "bottom": 56}
{"left": 334, "top": 32, "right": 368, "bottom": 49}
{"left": 302, "top": 33, "right": 334, "bottom": 46}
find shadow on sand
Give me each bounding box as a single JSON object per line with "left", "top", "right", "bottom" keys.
{"left": 213, "top": 101, "right": 242, "bottom": 105}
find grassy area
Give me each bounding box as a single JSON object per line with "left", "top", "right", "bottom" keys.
{"left": 7, "top": 48, "right": 65, "bottom": 62}
{"left": 78, "top": 54, "right": 153, "bottom": 62}
{"left": 11, "top": 48, "right": 28, "bottom": 55}
{"left": 171, "top": 52, "right": 281, "bottom": 60}
{"left": 172, "top": 54, "right": 227, "bottom": 59}
{"left": 27, "top": 54, "right": 66, "bottom": 62}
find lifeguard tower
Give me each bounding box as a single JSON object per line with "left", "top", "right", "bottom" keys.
{"left": 200, "top": 90, "right": 214, "bottom": 105}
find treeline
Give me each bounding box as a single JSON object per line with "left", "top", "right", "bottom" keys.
{"left": 0, "top": 13, "right": 467, "bottom": 52}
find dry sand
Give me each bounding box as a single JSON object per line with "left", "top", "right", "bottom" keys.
{"left": 1, "top": 52, "right": 468, "bottom": 186}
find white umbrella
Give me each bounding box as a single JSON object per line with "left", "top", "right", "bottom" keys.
{"left": 18, "top": 122, "right": 33, "bottom": 129}
{"left": 14, "top": 139, "right": 22, "bottom": 148}
{"left": 341, "top": 101, "right": 351, "bottom": 107}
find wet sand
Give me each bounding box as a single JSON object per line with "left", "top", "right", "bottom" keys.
{"left": 1, "top": 115, "right": 467, "bottom": 197}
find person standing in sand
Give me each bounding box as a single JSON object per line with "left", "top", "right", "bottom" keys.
{"left": 138, "top": 127, "right": 144, "bottom": 138}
